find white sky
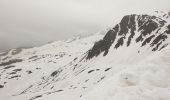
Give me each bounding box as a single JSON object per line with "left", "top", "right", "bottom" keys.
{"left": 0, "top": 0, "right": 170, "bottom": 52}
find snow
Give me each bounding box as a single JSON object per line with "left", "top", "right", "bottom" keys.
{"left": 0, "top": 33, "right": 104, "bottom": 100}
{"left": 79, "top": 46, "right": 170, "bottom": 100}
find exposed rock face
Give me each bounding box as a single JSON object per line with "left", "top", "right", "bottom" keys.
{"left": 87, "top": 14, "right": 169, "bottom": 59}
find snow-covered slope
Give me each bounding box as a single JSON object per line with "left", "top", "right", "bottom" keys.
{"left": 0, "top": 34, "right": 103, "bottom": 99}
{"left": 0, "top": 11, "right": 170, "bottom": 100}
{"left": 80, "top": 45, "right": 170, "bottom": 100}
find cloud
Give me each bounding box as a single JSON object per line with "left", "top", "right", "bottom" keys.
{"left": 0, "top": 0, "right": 170, "bottom": 52}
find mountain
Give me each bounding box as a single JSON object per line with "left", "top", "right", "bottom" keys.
{"left": 0, "top": 11, "right": 170, "bottom": 100}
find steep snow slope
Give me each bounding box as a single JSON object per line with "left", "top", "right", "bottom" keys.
{"left": 0, "top": 12, "right": 170, "bottom": 100}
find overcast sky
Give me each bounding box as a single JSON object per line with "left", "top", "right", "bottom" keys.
{"left": 0, "top": 0, "right": 170, "bottom": 52}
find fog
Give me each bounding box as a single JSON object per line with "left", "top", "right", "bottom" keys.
{"left": 0, "top": 0, "right": 170, "bottom": 52}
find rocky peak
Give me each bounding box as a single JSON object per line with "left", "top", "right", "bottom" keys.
{"left": 87, "top": 14, "right": 170, "bottom": 59}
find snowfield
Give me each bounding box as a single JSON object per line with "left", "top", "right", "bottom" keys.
{"left": 80, "top": 47, "right": 170, "bottom": 100}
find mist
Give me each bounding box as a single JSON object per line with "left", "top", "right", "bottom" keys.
{"left": 0, "top": 0, "right": 170, "bottom": 52}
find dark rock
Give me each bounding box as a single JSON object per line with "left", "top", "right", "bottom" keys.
{"left": 88, "top": 70, "right": 95, "bottom": 74}
{"left": 4, "top": 65, "right": 15, "bottom": 69}
{"left": 0, "top": 85, "right": 4, "bottom": 88}
{"left": 0, "top": 59, "right": 22, "bottom": 66}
